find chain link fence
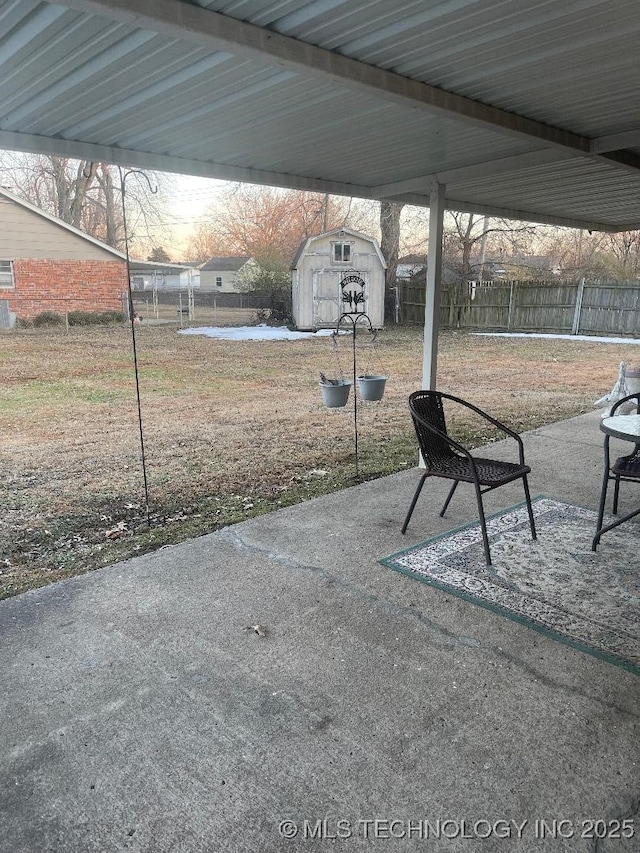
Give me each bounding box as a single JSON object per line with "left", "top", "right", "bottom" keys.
{"left": 130, "top": 289, "right": 291, "bottom": 327}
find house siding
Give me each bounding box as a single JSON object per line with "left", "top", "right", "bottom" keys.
{"left": 6, "top": 259, "right": 127, "bottom": 319}
{"left": 0, "top": 197, "right": 119, "bottom": 261}
{"left": 199, "top": 270, "right": 240, "bottom": 292}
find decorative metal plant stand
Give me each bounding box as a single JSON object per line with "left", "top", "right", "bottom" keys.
{"left": 330, "top": 272, "right": 383, "bottom": 477}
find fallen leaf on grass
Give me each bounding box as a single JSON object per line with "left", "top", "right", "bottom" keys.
{"left": 104, "top": 522, "right": 127, "bottom": 540}
{"left": 243, "top": 624, "right": 267, "bottom": 637}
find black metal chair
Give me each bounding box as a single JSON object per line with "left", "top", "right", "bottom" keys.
{"left": 402, "top": 390, "right": 537, "bottom": 565}
{"left": 592, "top": 391, "right": 640, "bottom": 551}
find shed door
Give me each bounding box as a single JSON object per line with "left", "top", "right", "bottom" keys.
{"left": 312, "top": 269, "right": 370, "bottom": 328}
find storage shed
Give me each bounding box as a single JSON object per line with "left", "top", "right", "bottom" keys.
{"left": 291, "top": 228, "right": 386, "bottom": 330}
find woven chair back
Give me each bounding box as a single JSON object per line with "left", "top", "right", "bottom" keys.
{"left": 409, "top": 391, "right": 459, "bottom": 472}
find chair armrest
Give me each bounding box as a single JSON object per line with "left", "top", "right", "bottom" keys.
{"left": 610, "top": 392, "right": 640, "bottom": 415}
{"left": 439, "top": 392, "right": 526, "bottom": 464}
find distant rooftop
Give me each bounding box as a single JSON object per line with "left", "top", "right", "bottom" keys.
{"left": 199, "top": 256, "right": 252, "bottom": 271}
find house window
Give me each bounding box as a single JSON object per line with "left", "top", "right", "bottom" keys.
{"left": 332, "top": 243, "right": 352, "bottom": 263}
{"left": 215, "top": 276, "right": 223, "bottom": 287}
{"left": 0, "top": 260, "right": 14, "bottom": 288}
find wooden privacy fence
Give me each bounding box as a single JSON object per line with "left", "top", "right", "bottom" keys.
{"left": 401, "top": 278, "right": 640, "bottom": 337}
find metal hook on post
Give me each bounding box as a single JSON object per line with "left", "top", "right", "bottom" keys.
{"left": 119, "top": 167, "right": 157, "bottom": 528}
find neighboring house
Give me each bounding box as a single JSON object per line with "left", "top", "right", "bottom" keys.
{"left": 198, "top": 256, "right": 257, "bottom": 292}
{"left": 291, "top": 228, "right": 386, "bottom": 330}
{"left": 495, "top": 256, "right": 562, "bottom": 278}
{"left": 0, "top": 186, "right": 130, "bottom": 323}
{"left": 0, "top": 187, "right": 201, "bottom": 325}
{"left": 407, "top": 260, "right": 460, "bottom": 287}
{"left": 129, "top": 261, "right": 199, "bottom": 291}
{"left": 397, "top": 254, "right": 427, "bottom": 281}
{"left": 0, "top": 187, "right": 127, "bottom": 319}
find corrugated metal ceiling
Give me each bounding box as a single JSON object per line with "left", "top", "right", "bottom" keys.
{"left": 1, "top": 0, "right": 639, "bottom": 230}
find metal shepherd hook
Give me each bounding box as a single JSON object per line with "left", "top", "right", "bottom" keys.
{"left": 119, "top": 167, "right": 158, "bottom": 528}
{"left": 336, "top": 271, "right": 373, "bottom": 477}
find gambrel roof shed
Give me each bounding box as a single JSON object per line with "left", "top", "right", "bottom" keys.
{"left": 290, "top": 229, "right": 386, "bottom": 271}
{"left": 291, "top": 228, "right": 387, "bottom": 330}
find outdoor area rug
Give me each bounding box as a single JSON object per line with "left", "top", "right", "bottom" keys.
{"left": 380, "top": 497, "right": 639, "bottom": 675}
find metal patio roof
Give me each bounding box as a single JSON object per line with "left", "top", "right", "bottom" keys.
{"left": 2, "top": 0, "right": 640, "bottom": 231}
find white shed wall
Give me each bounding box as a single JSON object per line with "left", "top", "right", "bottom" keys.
{"left": 292, "top": 233, "right": 385, "bottom": 330}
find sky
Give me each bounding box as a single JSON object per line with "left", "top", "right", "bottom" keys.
{"left": 0, "top": 147, "right": 429, "bottom": 260}
{"left": 158, "top": 173, "right": 229, "bottom": 255}
{"left": 155, "top": 170, "right": 431, "bottom": 261}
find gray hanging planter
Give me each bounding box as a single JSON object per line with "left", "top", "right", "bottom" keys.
{"left": 319, "top": 378, "right": 352, "bottom": 408}
{"left": 358, "top": 374, "right": 387, "bottom": 401}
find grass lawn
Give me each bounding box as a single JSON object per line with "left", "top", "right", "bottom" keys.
{"left": 0, "top": 320, "right": 633, "bottom": 599}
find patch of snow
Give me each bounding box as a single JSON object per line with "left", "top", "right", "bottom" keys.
{"left": 178, "top": 324, "right": 343, "bottom": 341}
{"left": 472, "top": 332, "right": 640, "bottom": 345}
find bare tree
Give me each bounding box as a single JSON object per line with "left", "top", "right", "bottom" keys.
{"left": 444, "top": 213, "right": 538, "bottom": 325}
{"left": 379, "top": 201, "right": 405, "bottom": 297}
{"left": 605, "top": 231, "right": 640, "bottom": 278}
{"left": 529, "top": 226, "right": 634, "bottom": 279}
{"left": 185, "top": 220, "right": 228, "bottom": 264}
{"left": 186, "top": 185, "right": 357, "bottom": 268}
{"left": 0, "top": 152, "right": 169, "bottom": 256}
{"left": 97, "top": 166, "right": 120, "bottom": 248}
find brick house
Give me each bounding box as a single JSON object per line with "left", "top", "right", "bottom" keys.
{"left": 0, "top": 186, "right": 129, "bottom": 323}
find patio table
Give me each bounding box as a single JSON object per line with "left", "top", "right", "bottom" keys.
{"left": 592, "top": 414, "right": 640, "bottom": 549}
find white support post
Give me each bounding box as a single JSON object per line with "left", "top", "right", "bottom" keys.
{"left": 572, "top": 277, "right": 586, "bottom": 335}
{"left": 422, "top": 182, "right": 446, "bottom": 390}
{"left": 507, "top": 280, "right": 514, "bottom": 329}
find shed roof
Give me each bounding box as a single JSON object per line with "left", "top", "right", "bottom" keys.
{"left": 2, "top": 1, "right": 640, "bottom": 232}
{"left": 290, "top": 227, "right": 386, "bottom": 270}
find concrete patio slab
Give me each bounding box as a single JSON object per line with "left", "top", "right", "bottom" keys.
{"left": 1, "top": 410, "right": 638, "bottom": 852}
